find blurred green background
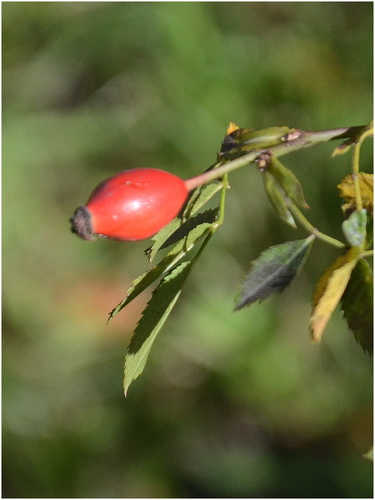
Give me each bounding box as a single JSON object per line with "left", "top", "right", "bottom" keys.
{"left": 3, "top": 2, "right": 373, "bottom": 498}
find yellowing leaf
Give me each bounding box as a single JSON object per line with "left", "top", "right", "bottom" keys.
{"left": 310, "top": 249, "right": 359, "bottom": 342}
{"left": 337, "top": 173, "right": 373, "bottom": 216}
{"left": 227, "top": 121, "right": 240, "bottom": 134}
{"left": 331, "top": 141, "right": 352, "bottom": 157}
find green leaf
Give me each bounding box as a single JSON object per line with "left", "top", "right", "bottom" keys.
{"left": 109, "top": 213, "right": 215, "bottom": 320}
{"left": 147, "top": 184, "right": 221, "bottom": 263}
{"left": 221, "top": 126, "right": 294, "bottom": 158}
{"left": 235, "top": 236, "right": 314, "bottom": 310}
{"left": 107, "top": 264, "right": 168, "bottom": 322}
{"left": 124, "top": 260, "right": 193, "bottom": 395}
{"left": 341, "top": 258, "right": 373, "bottom": 355}
{"left": 342, "top": 209, "right": 367, "bottom": 247}
{"left": 146, "top": 217, "right": 184, "bottom": 260}
{"left": 159, "top": 208, "right": 218, "bottom": 250}
{"left": 310, "top": 248, "right": 359, "bottom": 343}
{"left": 183, "top": 181, "right": 223, "bottom": 218}
{"left": 268, "top": 155, "right": 309, "bottom": 209}
{"left": 262, "top": 170, "right": 296, "bottom": 227}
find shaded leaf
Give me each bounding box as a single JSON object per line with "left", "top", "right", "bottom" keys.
{"left": 235, "top": 236, "right": 314, "bottom": 310}
{"left": 262, "top": 170, "right": 296, "bottom": 227}
{"left": 342, "top": 209, "right": 367, "bottom": 247}
{"left": 268, "top": 155, "right": 309, "bottom": 209}
{"left": 124, "top": 260, "right": 193, "bottom": 395}
{"left": 341, "top": 258, "right": 373, "bottom": 355}
{"left": 365, "top": 214, "right": 373, "bottom": 250}
{"left": 310, "top": 248, "right": 359, "bottom": 342}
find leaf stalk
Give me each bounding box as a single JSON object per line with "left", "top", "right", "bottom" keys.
{"left": 287, "top": 203, "right": 346, "bottom": 249}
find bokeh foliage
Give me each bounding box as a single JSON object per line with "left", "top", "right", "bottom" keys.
{"left": 3, "top": 2, "right": 373, "bottom": 498}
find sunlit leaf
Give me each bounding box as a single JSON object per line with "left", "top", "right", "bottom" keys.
{"left": 183, "top": 182, "right": 223, "bottom": 218}
{"left": 159, "top": 208, "right": 218, "bottom": 250}
{"left": 147, "top": 185, "right": 221, "bottom": 263}
{"left": 341, "top": 258, "right": 373, "bottom": 355}
{"left": 124, "top": 260, "right": 193, "bottom": 395}
{"left": 146, "top": 217, "right": 184, "bottom": 261}
{"left": 235, "top": 236, "right": 314, "bottom": 310}
{"left": 342, "top": 209, "right": 367, "bottom": 247}
{"left": 107, "top": 264, "right": 168, "bottom": 322}
{"left": 109, "top": 215, "right": 215, "bottom": 320}
{"left": 337, "top": 173, "right": 373, "bottom": 216}
{"left": 310, "top": 248, "right": 359, "bottom": 343}
{"left": 262, "top": 170, "right": 296, "bottom": 227}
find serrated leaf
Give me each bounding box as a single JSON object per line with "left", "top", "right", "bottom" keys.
{"left": 262, "top": 170, "right": 296, "bottom": 227}
{"left": 235, "top": 236, "right": 314, "bottom": 310}
{"left": 124, "top": 260, "right": 193, "bottom": 395}
{"left": 184, "top": 182, "right": 223, "bottom": 218}
{"left": 341, "top": 258, "right": 373, "bottom": 355}
{"left": 107, "top": 264, "right": 168, "bottom": 322}
{"left": 159, "top": 208, "right": 218, "bottom": 250}
{"left": 109, "top": 215, "right": 215, "bottom": 320}
{"left": 310, "top": 249, "right": 359, "bottom": 343}
{"left": 342, "top": 209, "right": 367, "bottom": 247}
{"left": 147, "top": 217, "right": 184, "bottom": 259}
{"left": 147, "top": 182, "right": 221, "bottom": 260}
{"left": 145, "top": 188, "right": 222, "bottom": 263}
{"left": 268, "top": 155, "right": 309, "bottom": 209}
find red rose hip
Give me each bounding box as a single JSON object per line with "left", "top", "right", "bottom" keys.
{"left": 70, "top": 168, "right": 189, "bottom": 241}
